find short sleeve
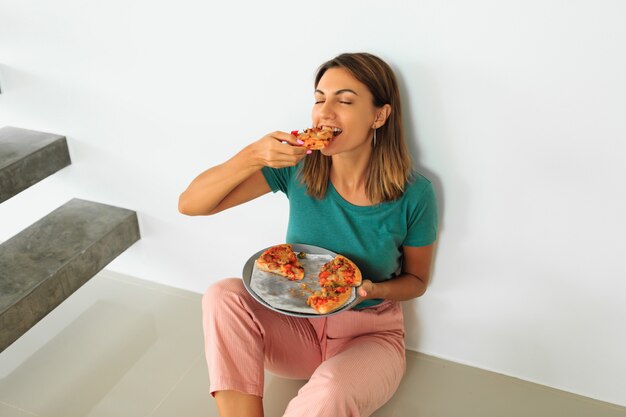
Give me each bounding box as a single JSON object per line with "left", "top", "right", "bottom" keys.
{"left": 403, "top": 180, "right": 439, "bottom": 247}
{"left": 261, "top": 165, "right": 296, "bottom": 195}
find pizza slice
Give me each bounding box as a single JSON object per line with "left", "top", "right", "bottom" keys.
{"left": 306, "top": 285, "right": 352, "bottom": 314}
{"left": 318, "top": 255, "right": 363, "bottom": 288}
{"left": 256, "top": 244, "right": 305, "bottom": 281}
{"left": 291, "top": 127, "right": 338, "bottom": 150}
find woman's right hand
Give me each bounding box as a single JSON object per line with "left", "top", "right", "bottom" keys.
{"left": 249, "top": 131, "right": 310, "bottom": 169}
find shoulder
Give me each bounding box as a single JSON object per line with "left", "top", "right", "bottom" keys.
{"left": 403, "top": 171, "right": 435, "bottom": 200}
{"left": 261, "top": 162, "right": 305, "bottom": 194}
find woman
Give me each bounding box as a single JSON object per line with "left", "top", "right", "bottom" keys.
{"left": 179, "top": 52, "right": 438, "bottom": 417}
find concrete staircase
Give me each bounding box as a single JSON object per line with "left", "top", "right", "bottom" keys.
{"left": 0, "top": 127, "right": 71, "bottom": 203}
{"left": 0, "top": 126, "right": 140, "bottom": 352}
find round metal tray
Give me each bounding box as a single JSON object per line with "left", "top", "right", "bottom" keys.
{"left": 242, "top": 243, "right": 359, "bottom": 318}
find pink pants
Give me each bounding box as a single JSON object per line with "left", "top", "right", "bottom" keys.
{"left": 202, "top": 278, "right": 406, "bottom": 417}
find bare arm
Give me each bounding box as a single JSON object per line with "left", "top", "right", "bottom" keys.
{"left": 178, "top": 131, "right": 308, "bottom": 216}
{"left": 358, "top": 243, "right": 435, "bottom": 301}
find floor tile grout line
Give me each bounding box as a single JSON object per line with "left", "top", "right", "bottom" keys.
{"left": 0, "top": 400, "right": 43, "bottom": 417}
{"left": 147, "top": 350, "right": 205, "bottom": 417}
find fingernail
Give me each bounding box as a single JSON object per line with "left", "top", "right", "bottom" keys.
{"left": 306, "top": 150, "right": 312, "bottom": 154}
{"left": 297, "top": 139, "right": 304, "bottom": 145}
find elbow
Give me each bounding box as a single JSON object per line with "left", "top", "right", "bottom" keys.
{"left": 178, "top": 193, "right": 196, "bottom": 216}
{"left": 415, "top": 285, "right": 428, "bottom": 298}
{"left": 178, "top": 200, "right": 190, "bottom": 216}
{"left": 408, "top": 272, "right": 429, "bottom": 298}
{"left": 178, "top": 193, "right": 217, "bottom": 216}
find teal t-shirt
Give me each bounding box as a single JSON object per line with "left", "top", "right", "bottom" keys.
{"left": 261, "top": 163, "right": 438, "bottom": 308}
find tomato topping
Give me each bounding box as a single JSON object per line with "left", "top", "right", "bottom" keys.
{"left": 312, "top": 297, "right": 327, "bottom": 307}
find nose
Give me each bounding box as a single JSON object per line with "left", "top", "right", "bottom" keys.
{"left": 316, "top": 100, "right": 336, "bottom": 123}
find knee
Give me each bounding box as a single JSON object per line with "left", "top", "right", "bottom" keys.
{"left": 292, "top": 350, "right": 404, "bottom": 416}
{"left": 308, "top": 371, "right": 359, "bottom": 409}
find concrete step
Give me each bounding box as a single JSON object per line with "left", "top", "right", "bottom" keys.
{"left": 0, "top": 126, "right": 71, "bottom": 203}
{"left": 0, "top": 198, "right": 140, "bottom": 352}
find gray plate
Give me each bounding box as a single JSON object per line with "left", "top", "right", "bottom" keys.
{"left": 242, "top": 244, "right": 359, "bottom": 318}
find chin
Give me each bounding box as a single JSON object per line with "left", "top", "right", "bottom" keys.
{"left": 320, "top": 138, "right": 341, "bottom": 156}
{"left": 320, "top": 146, "right": 337, "bottom": 156}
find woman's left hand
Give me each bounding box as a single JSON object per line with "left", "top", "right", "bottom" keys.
{"left": 357, "top": 279, "right": 377, "bottom": 301}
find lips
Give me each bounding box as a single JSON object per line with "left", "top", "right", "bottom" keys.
{"left": 319, "top": 126, "right": 342, "bottom": 138}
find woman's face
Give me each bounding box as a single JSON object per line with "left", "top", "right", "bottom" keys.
{"left": 312, "top": 67, "right": 379, "bottom": 156}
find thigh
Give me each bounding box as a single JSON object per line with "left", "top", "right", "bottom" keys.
{"left": 203, "top": 278, "right": 323, "bottom": 380}
{"left": 258, "top": 306, "right": 323, "bottom": 379}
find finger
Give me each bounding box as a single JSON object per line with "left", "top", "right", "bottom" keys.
{"left": 272, "top": 131, "right": 304, "bottom": 146}
{"left": 260, "top": 135, "right": 310, "bottom": 168}
{"left": 271, "top": 139, "right": 308, "bottom": 157}
{"left": 264, "top": 151, "right": 308, "bottom": 168}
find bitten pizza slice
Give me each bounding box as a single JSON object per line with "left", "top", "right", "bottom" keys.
{"left": 291, "top": 127, "right": 339, "bottom": 150}
{"left": 318, "top": 255, "right": 363, "bottom": 288}
{"left": 306, "top": 286, "right": 352, "bottom": 315}
{"left": 256, "top": 244, "right": 305, "bottom": 281}
{"left": 307, "top": 254, "right": 362, "bottom": 314}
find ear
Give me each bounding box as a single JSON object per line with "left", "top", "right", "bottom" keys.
{"left": 372, "top": 104, "right": 392, "bottom": 129}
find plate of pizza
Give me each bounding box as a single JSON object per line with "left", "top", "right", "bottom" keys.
{"left": 242, "top": 243, "right": 362, "bottom": 317}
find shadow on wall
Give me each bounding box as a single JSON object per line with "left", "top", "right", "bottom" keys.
{"left": 395, "top": 67, "right": 445, "bottom": 350}
{"left": 0, "top": 62, "right": 4, "bottom": 94}
{"left": 396, "top": 68, "right": 445, "bottom": 224}
{"left": 396, "top": 67, "right": 445, "bottom": 279}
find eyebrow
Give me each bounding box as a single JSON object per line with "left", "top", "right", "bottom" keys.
{"left": 314, "top": 88, "right": 359, "bottom": 96}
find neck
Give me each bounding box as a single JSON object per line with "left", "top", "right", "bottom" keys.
{"left": 330, "top": 145, "right": 372, "bottom": 204}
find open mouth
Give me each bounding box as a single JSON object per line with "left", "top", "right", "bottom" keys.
{"left": 319, "top": 126, "right": 342, "bottom": 138}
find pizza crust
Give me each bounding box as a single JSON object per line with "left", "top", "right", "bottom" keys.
{"left": 307, "top": 287, "right": 353, "bottom": 314}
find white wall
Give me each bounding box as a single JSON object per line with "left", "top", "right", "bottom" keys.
{"left": 1, "top": 0, "right": 625, "bottom": 407}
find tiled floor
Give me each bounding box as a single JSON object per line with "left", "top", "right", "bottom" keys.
{"left": 1, "top": 271, "right": 625, "bottom": 417}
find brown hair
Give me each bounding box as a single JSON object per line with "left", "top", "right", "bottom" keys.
{"left": 299, "top": 52, "right": 412, "bottom": 204}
